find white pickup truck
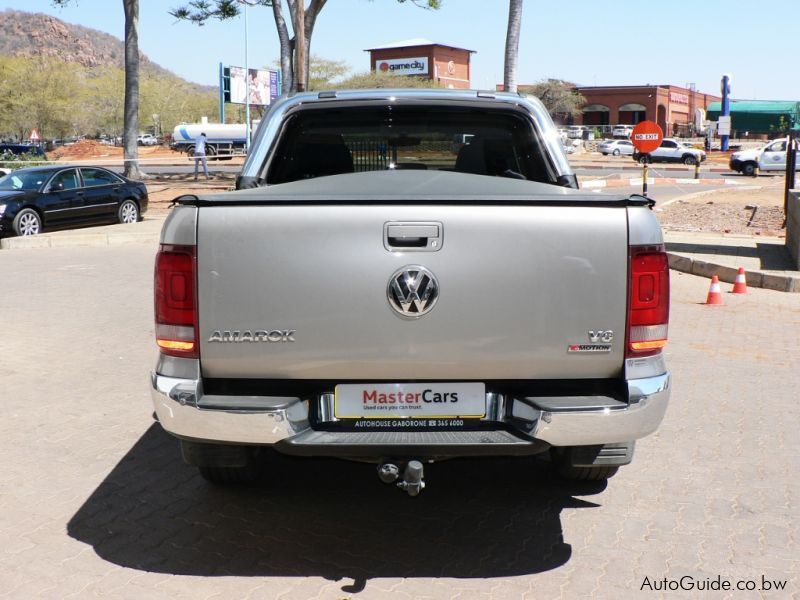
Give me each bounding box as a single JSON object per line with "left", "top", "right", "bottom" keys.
{"left": 150, "top": 89, "right": 671, "bottom": 495}
{"left": 729, "top": 138, "right": 800, "bottom": 176}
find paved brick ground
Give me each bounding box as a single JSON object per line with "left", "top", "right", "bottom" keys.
{"left": 1, "top": 245, "right": 798, "bottom": 599}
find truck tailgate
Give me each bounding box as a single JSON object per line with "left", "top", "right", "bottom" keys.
{"left": 196, "top": 202, "right": 629, "bottom": 380}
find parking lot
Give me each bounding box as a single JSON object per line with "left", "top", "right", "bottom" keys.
{"left": 1, "top": 243, "right": 798, "bottom": 599}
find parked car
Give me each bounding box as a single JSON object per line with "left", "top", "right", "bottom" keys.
{"left": 612, "top": 125, "right": 633, "bottom": 139}
{"left": 0, "top": 166, "right": 148, "bottom": 237}
{"left": 633, "top": 138, "right": 706, "bottom": 165}
{"left": 137, "top": 134, "right": 159, "bottom": 146}
{"left": 729, "top": 138, "right": 800, "bottom": 176}
{"left": 0, "top": 143, "right": 46, "bottom": 158}
{"left": 597, "top": 139, "right": 635, "bottom": 156}
{"left": 566, "top": 125, "right": 584, "bottom": 139}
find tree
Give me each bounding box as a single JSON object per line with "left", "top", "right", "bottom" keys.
{"left": 170, "top": 1, "right": 441, "bottom": 93}
{"left": 519, "top": 79, "right": 586, "bottom": 119}
{"left": 271, "top": 55, "right": 349, "bottom": 91}
{"left": 335, "top": 70, "right": 441, "bottom": 90}
{"left": 503, "top": 0, "right": 523, "bottom": 94}
{"left": 52, "top": 0, "right": 144, "bottom": 178}
{"left": 121, "top": 0, "right": 144, "bottom": 178}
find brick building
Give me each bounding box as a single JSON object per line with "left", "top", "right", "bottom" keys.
{"left": 365, "top": 39, "right": 474, "bottom": 89}
{"left": 575, "top": 85, "right": 720, "bottom": 136}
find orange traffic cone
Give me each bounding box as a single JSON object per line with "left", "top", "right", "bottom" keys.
{"left": 706, "top": 275, "right": 724, "bottom": 305}
{"left": 732, "top": 267, "right": 748, "bottom": 294}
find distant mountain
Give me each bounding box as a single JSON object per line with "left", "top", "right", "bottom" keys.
{"left": 0, "top": 9, "right": 209, "bottom": 89}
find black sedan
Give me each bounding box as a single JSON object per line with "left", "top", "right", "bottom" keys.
{"left": 0, "top": 166, "right": 148, "bottom": 237}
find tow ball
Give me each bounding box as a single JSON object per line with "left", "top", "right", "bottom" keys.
{"left": 378, "top": 460, "right": 426, "bottom": 497}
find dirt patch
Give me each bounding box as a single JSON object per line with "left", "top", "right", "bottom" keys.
{"left": 145, "top": 174, "right": 237, "bottom": 216}
{"left": 656, "top": 178, "right": 788, "bottom": 236}
{"left": 48, "top": 140, "right": 122, "bottom": 160}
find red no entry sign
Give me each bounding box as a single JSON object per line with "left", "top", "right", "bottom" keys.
{"left": 631, "top": 121, "right": 663, "bottom": 153}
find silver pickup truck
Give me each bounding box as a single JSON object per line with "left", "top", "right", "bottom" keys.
{"left": 151, "top": 89, "right": 670, "bottom": 495}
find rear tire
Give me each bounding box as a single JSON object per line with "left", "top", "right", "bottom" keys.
{"left": 555, "top": 463, "right": 619, "bottom": 481}
{"left": 181, "top": 441, "right": 263, "bottom": 485}
{"left": 198, "top": 463, "right": 261, "bottom": 485}
{"left": 612, "top": 149, "right": 621, "bottom": 156}
{"left": 551, "top": 447, "right": 620, "bottom": 481}
{"left": 682, "top": 155, "right": 697, "bottom": 165}
{"left": 118, "top": 199, "right": 139, "bottom": 224}
{"left": 13, "top": 208, "right": 42, "bottom": 236}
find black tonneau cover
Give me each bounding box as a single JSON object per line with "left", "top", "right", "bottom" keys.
{"left": 177, "top": 170, "right": 652, "bottom": 207}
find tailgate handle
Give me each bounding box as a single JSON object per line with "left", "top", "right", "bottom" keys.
{"left": 384, "top": 222, "right": 442, "bottom": 252}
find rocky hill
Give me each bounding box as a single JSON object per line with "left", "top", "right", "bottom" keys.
{"left": 0, "top": 9, "right": 196, "bottom": 83}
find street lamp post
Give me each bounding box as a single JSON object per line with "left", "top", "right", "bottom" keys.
{"left": 239, "top": 0, "right": 257, "bottom": 152}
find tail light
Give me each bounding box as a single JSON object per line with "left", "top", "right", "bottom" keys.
{"left": 627, "top": 245, "right": 670, "bottom": 358}
{"left": 155, "top": 244, "right": 198, "bottom": 358}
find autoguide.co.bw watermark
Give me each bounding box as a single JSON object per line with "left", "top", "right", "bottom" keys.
{"left": 641, "top": 574, "right": 787, "bottom": 593}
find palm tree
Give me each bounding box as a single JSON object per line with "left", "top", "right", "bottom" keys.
{"left": 504, "top": 0, "right": 523, "bottom": 94}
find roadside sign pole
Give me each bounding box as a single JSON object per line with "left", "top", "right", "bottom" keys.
{"left": 720, "top": 75, "right": 731, "bottom": 152}
{"left": 785, "top": 128, "right": 797, "bottom": 223}
{"left": 218, "top": 62, "right": 225, "bottom": 124}
{"left": 642, "top": 164, "right": 648, "bottom": 197}
{"left": 630, "top": 121, "right": 664, "bottom": 199}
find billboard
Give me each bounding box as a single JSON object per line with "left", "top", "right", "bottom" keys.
{"left": 375, "top": 57, "right": 429, "bottom": 76}
{"left": 224, "top": 66, "right": 280, "bottom": 106}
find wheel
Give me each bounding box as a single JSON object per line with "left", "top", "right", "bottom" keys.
{"left": 638, "top": 155, "right": 650, "bottom": 165}
{"left": 550, "top": 447, "right": 620, "bottom": 482}
{"left": 181, "top": 441, "right": 263, "bottom": 485}
{"left": 556, "top": 463, "right": 619, "bottom": 481}
{"left": 682, "top": 155, "right": 697, "bottom": 165}
{"left": 205, "top": 146, "right": 217, "bottom": 160}
{"left": 742, "top": 162, "right": 757, "bottom": 177}
{"left": 612, "top": 149, "right": 621, "bottom": 156}
{"left": 198, "top": 463, "right": 261, "bottom": 485}
{"left": 13, "top": 208, "right": 42, "bottom": 236}
{"left": 118, "top": 199, "right": 139, "bottom": 224}
{"left": 186, "top": 145, "right": 196, "bottom": 157}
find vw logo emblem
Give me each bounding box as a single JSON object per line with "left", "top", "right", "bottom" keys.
{"left": 387, "top": 266, "right": 439, "bottom": 318}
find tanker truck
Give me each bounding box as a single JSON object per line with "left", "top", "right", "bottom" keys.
{"left": 170, "top": 123, "right": 248, "bottom": 160}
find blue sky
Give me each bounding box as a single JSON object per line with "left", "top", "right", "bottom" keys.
{"left": 2, "top": 0, "right": 799, "bottom": 100}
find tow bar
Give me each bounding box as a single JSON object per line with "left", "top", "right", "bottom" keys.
{"left": 378, "top": 460, "right": 426, "bottom": 497}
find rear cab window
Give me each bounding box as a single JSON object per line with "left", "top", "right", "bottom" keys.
{"left": 265, "top": 105, "right": 558, "bottom": 185}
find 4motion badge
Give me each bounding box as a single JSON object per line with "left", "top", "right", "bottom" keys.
{"left": 568, "top": 330, "right": 614, "bottom": 353}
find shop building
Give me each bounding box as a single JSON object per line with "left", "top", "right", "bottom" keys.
{"left": 575, "top": 85, "right": 720, "bottom": 136}
{"left": 365, "top": 39, "right": 474, "bottom": 89}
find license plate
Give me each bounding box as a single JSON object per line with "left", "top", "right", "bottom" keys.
{"left": 335, "top": 383, "right": 486, "bottom": 419}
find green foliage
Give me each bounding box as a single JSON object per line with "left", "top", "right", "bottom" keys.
{"left": 389, "top": 0, "right": 442, "bottom": 7}
{"left": 0, "top": 151, "right": 49, "bottom": 169}
{"left": 519, "top": 79, "right": 586, "bottom": 118}
{"left": 271, "top": 55, "right": 350, "bottom": 91}
{"left": 334, "top": 71, "right": 442, "bottom": 90}
{"left": 169, "top": 0, "right": 272, "bottom": 24}
{"left": 0, "top": 55, "right": 216, "bottom": 141}
{"left": 769, "top": 115, "right": 789, "bottom": 133}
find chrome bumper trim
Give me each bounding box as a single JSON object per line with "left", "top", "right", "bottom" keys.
{"left": 531, "top": 373, "right": 670, "bottom": 446}
{"left": 150, "top": 372, "right": 670, "bottom": 448}
{"left": 150, "top": 373, "right": 310, "bottom": 444}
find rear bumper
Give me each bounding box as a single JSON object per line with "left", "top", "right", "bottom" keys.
{"left": 150, "top": 372, "right": 670, "bottom": 457}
